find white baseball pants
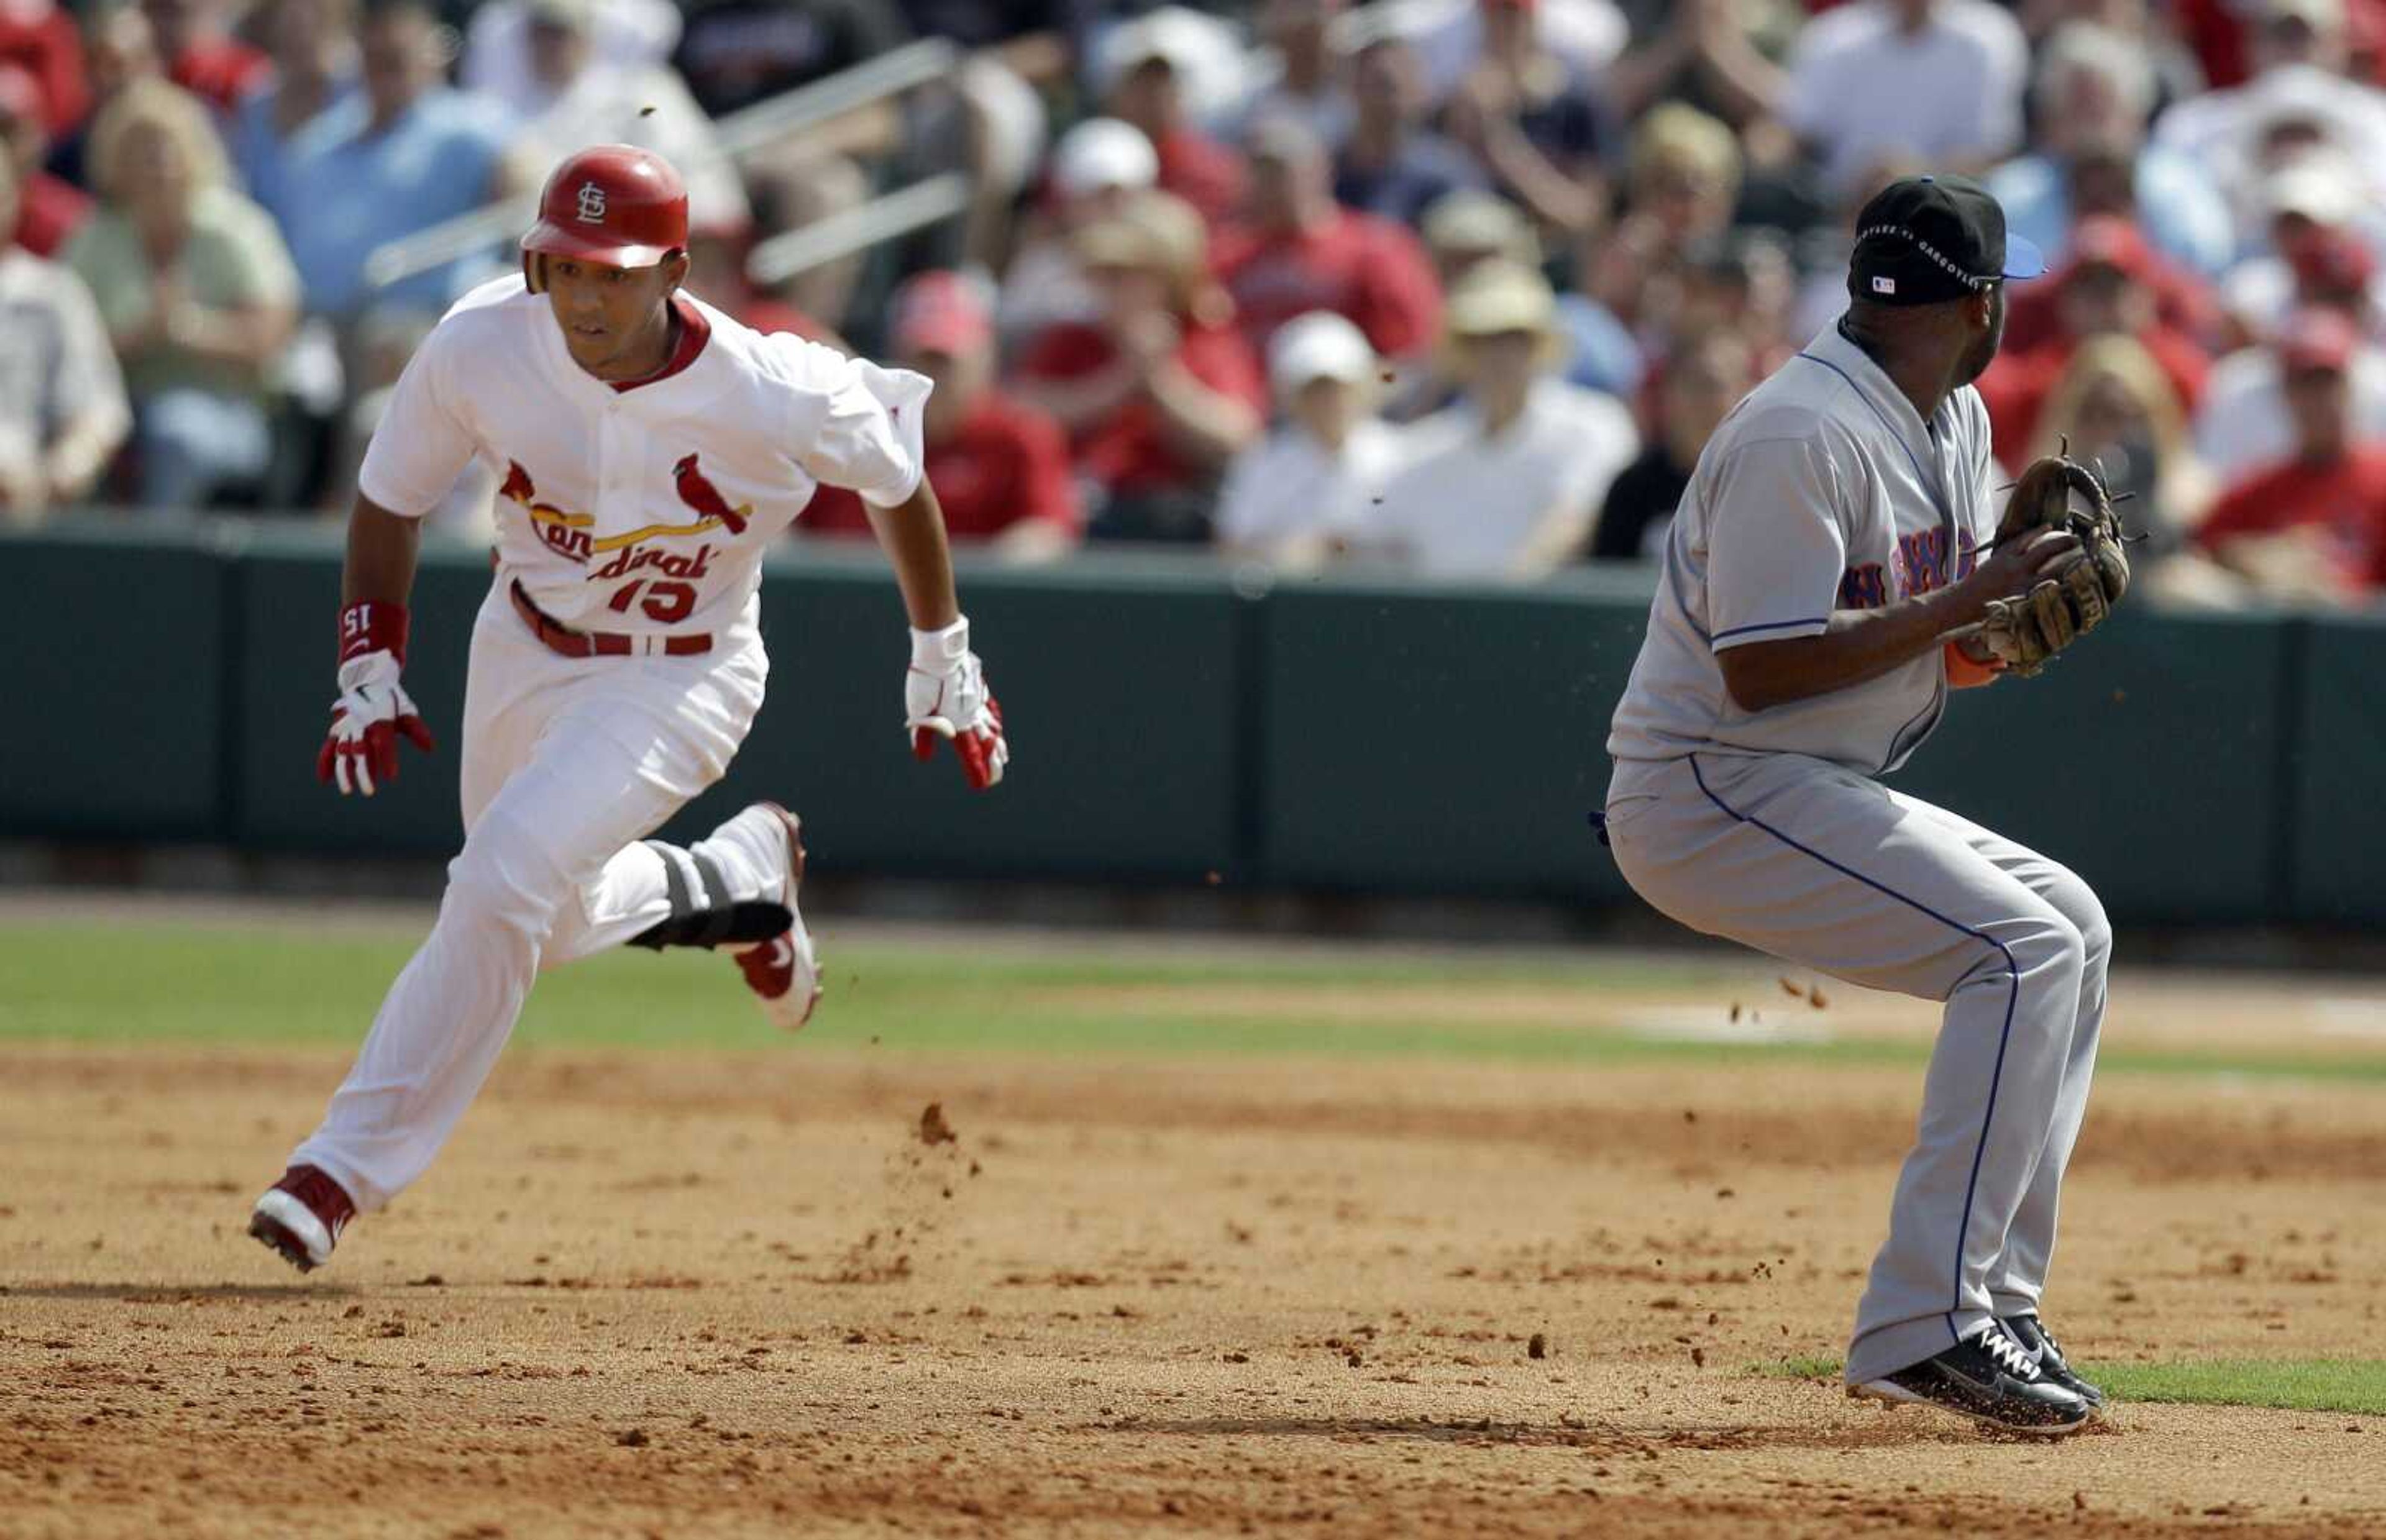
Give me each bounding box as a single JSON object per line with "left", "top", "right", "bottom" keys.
{"left": 290, "top": 577, "right": 771, "bottom": 1211}
{"left": 1603, "top": 750, "right": 2109, "bottom": 1385}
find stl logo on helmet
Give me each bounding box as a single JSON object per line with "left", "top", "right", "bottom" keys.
{"left": 575, "top": 181, "right": 608, "bottom": 224}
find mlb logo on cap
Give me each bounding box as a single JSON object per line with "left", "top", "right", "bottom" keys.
{"left": 1872, "top": 276, "right": 1896, "bottom": 294}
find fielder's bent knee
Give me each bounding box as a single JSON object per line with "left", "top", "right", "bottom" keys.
{"left": 441, "top": 815, "right": 577, "bottom": 949}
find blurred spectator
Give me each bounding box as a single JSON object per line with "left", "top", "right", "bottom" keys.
{"left": 684, "top": 221, "right": 834, "bottom": 342}
{"left": 1622, "top": 101, "right": 1738, "bottom": 253}
{"left": 1215, "top": 309, "right": 1402, "bottom": 564}
{"left": 1978, "top": 216, "right": 2212, "bottom": 449}
{"left": 1985, "top": 22, "right": 2236, "bottom": 280}
{"left": 1012, "top": 188, "right": 1263, "bottom": 542}
{"left": 1419, "top": 185, "right": 1538, "bottom": 289}
{"left": 1397, "top": 0, "right": 1627, "bottom": 106}
{"left": 2195, "top": 309, "right": 2386, "bottom": 601}
{"left": 1587, "top": 326, "right": 1753, "bottom": 561}
{"left": 143, "top": 0, "right": 268, "bottom": 111}
{"left": 2023, "top": 332, "right": 2216, "bottom": 554}
{"left": 1000, "top": 116, "right": 1155, "bottom": 352}
{"left": 1, "top": 61, "right": 87, "bottom": 255}
{"left": 260, "top": 0, "right": 510, "bottom": 320}
{"left": 1224, "top": 0, "right": 1353, "bottom": 149}
{"left": 1333, "top": 35, "right": 1486, "bottom": 227}
{"left": 512, "top": 0, "right": 744, "bottom": 234}
{"left": 1562, "top": 103, "right": 1744, "bottom": 389}
{"left": 0, "top": 152, "right": 130, "bottom": 521}
{"left": 1439, "top": 0, "right": 1613, "bottom": 236}
{"left": 672, "top": 0, "right": 908, "bottom": 120}
{"left": 1599, "top": 0, "right": 1794, "bottom": 130}
{"left": 1366, "top": 260, "right": 1639, "bottom": 578}
{"left": 329, "top": 306, "right": 496, "bottom": 532}
{"left": 64, "top": 79, "right": 298, "bottom": 509}
{"left": 2216, "top": 154, "right": 2386, "bottom": 345}
{"left": 1212, "top": 113, "right": 1442, "bottom": 363}
{"left": 46, "top": 4, "right": 161, "bottom": 191}
{"left": 2197, "top": 306, "right": 2386, "bottom": 478}
{"left": 1778, "top": 0, "right": 2029, "bottom": 203}
{"left": 0, "top": 0, "right": 86, "bottom": 139}
{"left": 806, "top": 271, "right": 1080, "bottom": 560}
{"left": 227, "top": 0, "right": 357, "bottom": 219}
{"left": 1094, "top": 7, "right": 1246, "bottom": 230}
{"left": 463, "top": 0, "right": 679, "bottom": 117}
{"left": 2149, "top": 0, "right": 2386, "bottom": 231}
{"left": 1399, "top": 185, "right": 1538, "bottom": 416}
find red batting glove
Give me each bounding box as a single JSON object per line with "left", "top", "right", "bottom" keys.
{"left": 317, "top": 601, "right": 437, "bottom": 796}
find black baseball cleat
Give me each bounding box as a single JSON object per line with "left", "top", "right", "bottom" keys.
{"left": 1851, "top": 1321, "right": 2093, "bottom": 1436}
{"left": 2002, "top": 1313, "right": 2105, "bottom": 1409}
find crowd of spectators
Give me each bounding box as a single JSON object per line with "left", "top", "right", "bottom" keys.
{"left": 6, "top": 0, "right": 2386, "bottom": 606}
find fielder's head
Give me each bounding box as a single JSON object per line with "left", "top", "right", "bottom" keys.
{"left": 521, "top": 144, "right": 690, "bottom": 375}
{"left": 1845, "top": 174, "right": 2044, "bottom": 386}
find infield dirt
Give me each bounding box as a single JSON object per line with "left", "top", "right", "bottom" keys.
{"left": 4, "top": 1004, "right": 2384, "bottom": 1539}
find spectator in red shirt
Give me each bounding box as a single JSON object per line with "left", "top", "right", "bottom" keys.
{"left": 1, "top": 63, "right": 87, "bottom": 255}
{"left": 805, "top": 270, "right": 1081, "bottom": 562}
{"left": 2196, "top": 309, "right": 2386, "bottom": 602}
{"left": 1013, "top": 188, "right": 1264, "bottom": 542}
{"left": 0, "top": 0, "right": 86, "bottom": 138}
{"left": 1978, "top": 216, "right": 2213, "bottom": 450}
{"left": 1093, "top": 9, "right": 1245, "bottom": 230}
{"left": 1212, "top": 113, "right": 1443, "bottom": 366}
{"left": 143, "top": 0, "right": 268, "bottom": 112}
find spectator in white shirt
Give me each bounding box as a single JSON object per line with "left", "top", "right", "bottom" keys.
{"left": 1216, "top": 309, "right": 1402, "bottom": 567}
{"left": 511, "top": 0, "right": 745, "bottom": 235}
{"left": 2195, "top": 307, "right": 2386, "bottom": 480}
{"left": 2148, "top": 0, "right": 2386, "bottom": 237}
{"left": 1778, "top": 0, "right": 2028, "bottom": 202}
{"left": 0, "top": 153, "right": 130, "bottom": 519}
{"left": 1366, "top": 260, "right": 1639, "bottom": 580}
{"left": 460, "top": 0, "right": 680, "bottom": 121}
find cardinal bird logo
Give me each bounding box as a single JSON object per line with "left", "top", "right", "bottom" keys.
{"left": 500, "top": 460, "right": 536, "bottom": 504}
{"left": 672, "top": 453, "right": 751, "bottom": 535}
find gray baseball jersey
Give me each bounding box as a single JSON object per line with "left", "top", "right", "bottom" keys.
{"left": 1606, "top": 322, "right": 1995, "bottom": 773}
{"left": 1598, "top": 319, "right": 2111, "bottom": 1392}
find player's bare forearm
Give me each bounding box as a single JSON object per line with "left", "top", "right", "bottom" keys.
{"left": 864, "top": 479, "right": 963, "bottom": 631}
{"left": 1717, "top": 526, "right": 2082, "bottom": 711}
{"left": 1717, "top": 587, "right": 1977, "bottom": 712}
{"left": 342, "top": 496, "right": 424, "bottom": 609}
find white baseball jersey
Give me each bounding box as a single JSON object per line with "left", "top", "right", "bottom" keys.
{"left": 360, "top": 274, "right": 928, "bottom": 634}
{"left": 1606, "top": 322, "right": 1998, "bottom": 776}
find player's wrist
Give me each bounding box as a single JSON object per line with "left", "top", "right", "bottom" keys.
{"left": 339, "top": 599, "right": 410, "bottom": 667}
{"left": 908, "top": 615, "right": 970, "bottom": 671}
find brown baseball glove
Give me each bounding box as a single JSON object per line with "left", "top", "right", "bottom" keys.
{"left": 1972, "top": 444, "right": 2132, "bottom": 677}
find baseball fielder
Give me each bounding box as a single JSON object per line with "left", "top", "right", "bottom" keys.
{"left": 1602, "top": 176, "right": 2129, "bottom": 1435}
{"left": 249, "top": 145, "right": 1008, "bottom": 1272}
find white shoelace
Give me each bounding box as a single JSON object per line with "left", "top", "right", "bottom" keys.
{"left": 1978, "top": 1324, "right": 2042, "bottom": 1381}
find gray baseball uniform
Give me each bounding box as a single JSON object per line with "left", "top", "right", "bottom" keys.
{"left": 1602, "top": 321, "right": 2109, "bottom": 1387}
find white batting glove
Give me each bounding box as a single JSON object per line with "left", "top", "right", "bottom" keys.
{"left": 318, "top": 649, "right": 436, "bottom": 797}
{"left": 904, "top": 616, "right": 1007, "bottom": 790}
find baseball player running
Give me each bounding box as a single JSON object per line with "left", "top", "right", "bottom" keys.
{"left": 1602, "top": 176, "right": 2132, "bottom": 1435}
{"left": 249, "top": 145, "right": 1008, "bottom": 1272}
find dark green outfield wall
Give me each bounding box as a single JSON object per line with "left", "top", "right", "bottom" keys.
{"left": 0, "top": 522, "right": 2365, "bottom": 926}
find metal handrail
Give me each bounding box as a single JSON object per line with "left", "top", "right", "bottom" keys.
{"left": 744, "top": 171, "right": 971, "bottom": 286}
{"left": 360, "top": 37, "right": 961, "bottom": 291}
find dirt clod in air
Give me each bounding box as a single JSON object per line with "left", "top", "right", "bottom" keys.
{"left": 1527, "top": 1333, "right": 1547, "bottom": 1360}
{"left": 918, "top": 1103, "right": 957, "bottom": 1146}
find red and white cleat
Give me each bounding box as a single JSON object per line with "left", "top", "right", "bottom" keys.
{"left": 729, "top": 801, "right": 823, "bottom": 1031}
{"left": 248, "top": 1165, "right": 355, "bottom": 1272}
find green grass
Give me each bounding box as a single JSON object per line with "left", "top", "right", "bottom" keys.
{"left": 0, "top": 919, "right": 2382, "bottom": 1085}
{"left": 1747, "top": 1356, "right": 2386, "bottom": 1415}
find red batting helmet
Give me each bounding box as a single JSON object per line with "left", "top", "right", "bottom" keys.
{"left": 521, "top": 145, "right": 688, "bottom": 291}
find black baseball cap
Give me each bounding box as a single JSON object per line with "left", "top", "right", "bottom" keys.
{"left": 1847, "top": 174, "right": 2045, "bottom": 307}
